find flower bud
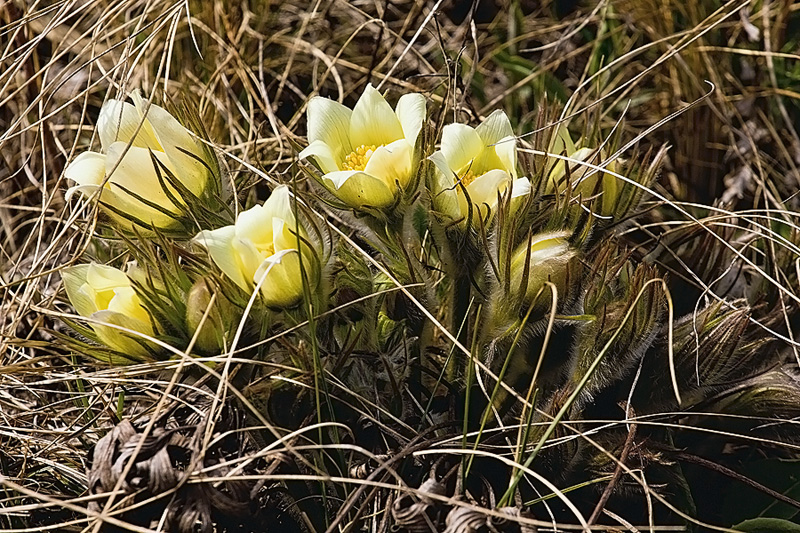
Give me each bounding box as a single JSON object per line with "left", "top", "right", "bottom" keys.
{"left": 62, "top": 262, "right": 155, "bottom": 359}
{"left": 194, "top": 185, "right": 320, "bottom": 309}
{"left": 185, "top": 277, "right": 238, "bottom": 354}
{"left": 508, "top": 232, "right": 574, "bottom": 310}
{"left": 299, "top": 84, "right": 426, "bottom": 210}
{"left": 64, "top": 91, "right": 212, "bottom": 229}
{"left": 547, "top": 126, "right": 619, "bottom": 216}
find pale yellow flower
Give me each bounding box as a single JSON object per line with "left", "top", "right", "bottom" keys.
{"left": 62, "top": 262, "right": 155, "bottom": 358}
{"left": 299, "top": 84, "right": 426, "bottom": 209}
{"left": 64, "top": 92, "right": 210, "bottom": 228}
{"left": 193, "top": 185, "right": 316, "bottom": 308}
{"left": 547, "top": 126, "right": 619, "bottom": 216}
{"left": 429, "top": 110, "right": 530, "bottom": 224}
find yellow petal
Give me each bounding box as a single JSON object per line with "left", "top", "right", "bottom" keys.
{"left": 91, "top": 310, "right": 154, "bottom": 359}
{"left": 459, "top": 168, "right": 511, "bottom": 218}
{"left": 438, "top": 123, "right": 483, "bottom": 175}
{"left": 362, "top": 138, "right": 413, "bottom": 189}
{"left": 349, "top": 84, "right": 404, "bottom": 148}
{"left": 97, "top": 99, "right": 161, "bottom": 153}
{"left": 323, "top": 170, "right": 396, "bottom": 208}
{"left": 194, "top": 226, "right": 251, "bottom": 291}
{"left": 299, "top": 139, "right": 341, "bottom": 174}
{"left": 306, "top": 96, "right": 353, "bottom": 159}
{"left": 64, "top": 151, "right": 107, "bottom": 187}
{"left": 395, "top": 93, "right": 426, "bottom": 145}
{"left": 105, "top": 142, "right": 182, "bottom": 214}
{"left": 133, "top": 96, "right": 208, "bottom": 196}
{"left": 475, "top": 109, "right": 514, "bottom": 146}
{"left": 62, "top": 264, "right": 96, "bottom": 317}
{"left": 254, "top": 249, "right": 305, "bottom": 308}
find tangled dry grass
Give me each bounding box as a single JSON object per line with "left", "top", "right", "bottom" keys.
{"left": 3, "top": 0, "right": 800, "bottom": 531}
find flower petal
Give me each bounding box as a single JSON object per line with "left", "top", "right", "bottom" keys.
{"left": 306, "top": 96, "right": 353, "bottom": 159}
{"left": 64, "top": 151, "right": 107, "bottom": 187}
{"left": 395, "top": 93, "right": 426, "bottom": 145}
{"left": 105, "top": 142, "right": 182, "bottom": 214}
{"left": 475, "top": 109, "right": 514, "bottom": 146}
{"left": 299, "top": 139, "right": 341, "bottom": 174}
{"left": 349, "top": 84, "right": 404, "bottom": 148}
{"left": 91, "top": 310, "right": 155, "bottom": 359}
{"left": 62, "top": 264, "right": 96, "bottom": 317}
{"left": 194, "top": 226, "right": 251, "bottom": 291}
{"left": 97, "top": 99, "right": 160, "bottom": 152}
{"left": 323, "top": 170, "right": 396, "bottom": 208}
{"left": 439, "top": 123, "right": 483, "bottom": 175}
{"left": 464, "top": 168, "right": 511, "bottom": 213}
{"left": 362, "top": 139, "right": 413, "bottom": 189}
{"left": 254, "top": 249, "right": 305, "bottom": 308}
{"left": 132, "top": 94, "right": 208, "bottom": 196}
{"left": 493, "top": 135, "right": 518, "bottom": 178}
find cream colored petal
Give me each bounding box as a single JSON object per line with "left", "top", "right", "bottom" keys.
{"left": 323, "top": 170, "right": 396, "bottom": 208}
{"left": 86, "top": 263, "right": 131, "bottom": 292}
{"left": 349, "top": 84, "right": 404, "bottom": 148}
{"left": 105, "top": 142, "right": 182, "bottom": 214}
{"left": 262, "top": 185, "right": 296, "bottom": 225}
{"left": 465, "top": 168, "right": 511, "bottom": 209}
{"left": 299, "top": 139, "right": 341, "bottom": 174}
{"left": 431, "top": 169, "right": 462, "bottom": 221}
{"left": 134, "top": 97, "right": 208, "bottom": 196}
{"left": 254, "top": 249, "right": 305, "bottom": 308}
{"left": 395, "top": 93, "right": 426, "bottom": 145}
{"left": 107, "top": 286, "right": 151, "bottom": 325}
{"left": 91, "top": 310, "right": 155, "bottom": 359}
{"left": 234, "top": 204, "right": 273, "bottom": 250}
{"left": 439, "top": 123, "right": 483, "bottom": 174}
{"left": 362, "top": 139, "right": 413, "bottom": 189}
{"left": 306, "top": 96, "right": 352, "bottom": 157}
{"left": 62, "top": 264, "right": 96, "bottom": 317}
{"left": 64, "top": 151, "right": 107, "bottom": 187}
{"left": 194, "top": 226, "right": 251, "bottom": 290}
{"left": 231, "top": 237, "right": 267, "bottom": 288}
{"left": 475, "top": 109, "right": 514, "bottom": 146}
{"left": 549, "top": 146, "right": 594, "bottom": 190}
{"left": 511, "top": 177, "right": 531, "bottom": 198}
{"left": 97, "top": 99, "right": 160, "bottom": 152}
{"left": 493, "top": 135, "right": 518, "bottom": 178}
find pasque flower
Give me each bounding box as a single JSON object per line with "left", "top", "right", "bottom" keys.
{"left": 64, "top": 92, "right": 210, "bottom": 229}
{"left": 62, "top": 262, "right": 155, "bottom": 358}
{"left": 429, "top": 110, "right": 530, "bottom": 224}
{"left": 299, "top": 84, "right": 426, "bottom": 209}
{"left": 193, "top": 185, "right": 317, "bottom": 309}
{"left": 547, "top": 126, "right": 619, "bottom": 216}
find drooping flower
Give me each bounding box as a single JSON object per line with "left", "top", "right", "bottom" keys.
{"left": 299, "top": 84, "right": 426, "bottom": 209}
{"left": 547, "top": 126, "right": 619, "bottom": 216}
{"left": 193, "top": 185, "right": 317, "bottom": 309}
{"left": 64, "top": 92, "right": 211, "bottom": 229}
{"left": 429, "top": 110, "right": 530, "bottom": 225}
{"left": 62, "top": 262, "right": 155, "bottom": 358}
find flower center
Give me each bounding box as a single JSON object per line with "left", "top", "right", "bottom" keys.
{"left": 342, "top": 144, "right": 379, "bottom": 171}
{"left": 457, "top": 169, "right": 477, "bottom": 188}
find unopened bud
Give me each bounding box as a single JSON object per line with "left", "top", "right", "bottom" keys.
{"left": 185, "top": 278, "right": 237, "bottom": 354}
{"left": 508, "top": 232, "right": 575, "bottom": 311}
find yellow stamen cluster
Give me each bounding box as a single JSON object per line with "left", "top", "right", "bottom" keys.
{"left": 457, "top": 168, "right": 477, "bottom": 188}
{"left": 342, "top": 144, "right": 378, "bottom": 171}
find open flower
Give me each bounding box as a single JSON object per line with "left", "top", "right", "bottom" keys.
{"left": 64, "top": 92, "right": 210, "bottom": 229}
{"left": 299, "top": 84, "right": 426, "bottom": 209}
{"left": 547, "top": 126, "right": 619, "bottom": 216}
{"left": 193, "top": 186, "right": 317, "bottom": 309}
{"left": 429, "top": 110, "right": 529, "bottom": 224}
{"left": 62, "top": 262, "right": 155, "bottom": 359}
